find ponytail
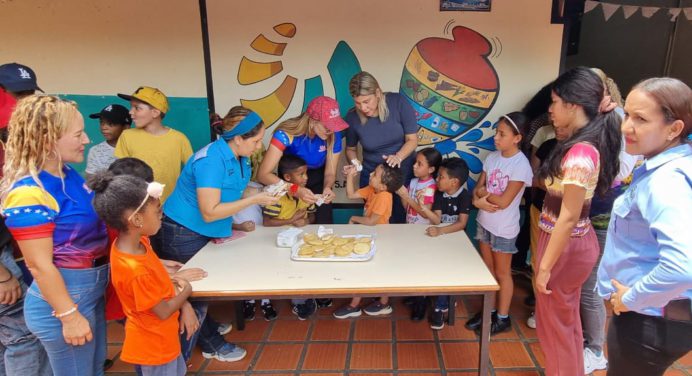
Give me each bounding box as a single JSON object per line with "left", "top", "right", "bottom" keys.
{"left": 538, "top": 67, "right": 622, "bottom": 196}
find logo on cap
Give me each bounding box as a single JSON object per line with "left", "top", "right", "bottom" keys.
{"left": 104, "top": 105, "right": 113, "bottom": 112}
{"left": 330, "top": 108, "right": 340, "bottom": 118}
{"left": 18, "top": 68, "right": 31, "bottom": 80}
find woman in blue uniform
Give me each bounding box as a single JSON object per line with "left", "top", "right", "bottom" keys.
{"left": 257, "top": 96, "right": 348, "bottom": 224}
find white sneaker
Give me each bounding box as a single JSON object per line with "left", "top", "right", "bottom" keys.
{"left": 217, "top": 323, "right": 232, "bottom": 336}
{"left": 583, "top": 347, "right": 608, "bottom": 374}
{"left": 526, "top": 312, "right": 536, "bottom": 329}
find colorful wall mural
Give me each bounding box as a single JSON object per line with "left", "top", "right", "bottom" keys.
{"left": 2, "top": 0, "right": 563, "bottom": 197}
{"left": 221, "top": 18, "right": 525, "bottom": 192}
{"left": 237, "top": 23, "right": 362, "bottom": 127}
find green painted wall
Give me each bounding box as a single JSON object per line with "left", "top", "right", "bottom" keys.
{"left": 59, "top": 94, "right": 211, "bottom": 174}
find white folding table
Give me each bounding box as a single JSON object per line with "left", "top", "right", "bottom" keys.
{"left": 183, "top": 224, "right": 499, "bottom": 375}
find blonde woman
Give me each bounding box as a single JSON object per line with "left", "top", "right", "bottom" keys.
{"left": 257, "top": 96, "right": 348, "bottom": 225}
{"left": 345, "top": 71, "right": 418, "bottom": 223}
{"left": 0, "top": 95, "right": 108, "bottom": 375}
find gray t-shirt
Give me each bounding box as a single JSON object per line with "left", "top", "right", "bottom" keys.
{"left": 85, "top": 141, "right": 116, "bottom": 174}
{"left": 345, "top": 93, "right": 418, "bottom": 172}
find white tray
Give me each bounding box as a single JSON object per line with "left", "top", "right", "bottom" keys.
{"left": 290, "top": 235, "right": 376, "bottom": 262}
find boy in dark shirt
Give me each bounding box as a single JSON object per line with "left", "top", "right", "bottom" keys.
{"left": 417, "top": 157, "right": 471, "bottom": 329}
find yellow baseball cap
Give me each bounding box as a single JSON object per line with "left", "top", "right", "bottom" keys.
{"left": 118, "top": 86, "right": 169, "bottom": 114}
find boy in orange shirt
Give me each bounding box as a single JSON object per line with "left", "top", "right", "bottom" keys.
{"left": 345, "top": 163, "right": 403, "bottom": 225}
{"left": 89, "top": 172, "right": 196, "bottom": 376}
{"left": 334, "top": 163, "right": 402, "bottom": 318}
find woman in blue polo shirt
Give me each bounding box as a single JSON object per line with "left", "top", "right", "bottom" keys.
{"left": 257, "top": 96, "right": 349, "bottom": 224}
{"left": 153, "top": 107, "right": 278, "bottom": 364}
{"left": 597, "top": 77, "right": 692, "bottom": 376}
{"left": 344, "top": 71, "right": 418, "bottom": 223}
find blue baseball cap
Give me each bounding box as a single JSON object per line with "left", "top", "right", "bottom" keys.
{"left": 0, "top": 63, "right": 43, "bottom": 93}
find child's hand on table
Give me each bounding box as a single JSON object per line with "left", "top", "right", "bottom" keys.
{"left": 174, "top": 268, "right": 208, "bottom": 282}
{"left": 425, "top": 226, "right": 442, "bottom": 237}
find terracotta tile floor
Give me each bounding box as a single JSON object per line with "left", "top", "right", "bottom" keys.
{"left": 104, "top": 278, "right": 692, "bottom": 375}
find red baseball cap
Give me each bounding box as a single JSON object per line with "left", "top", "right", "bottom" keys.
{"left": 306, "top": 96, "right": 349, "bottom": 132}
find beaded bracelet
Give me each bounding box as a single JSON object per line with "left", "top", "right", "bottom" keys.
{"left": 52, "top": 304, "right": 78, "bottom": 318}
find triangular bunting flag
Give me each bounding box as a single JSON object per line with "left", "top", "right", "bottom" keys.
{"left": 584, "top": 0, "right": 599, "bottom": 14}
{"left": 669, "top": 8, "right": 682, "bottom": 21}
{"left": 685, "top": 7, "right": 692, "bottom": 21}
{"left": 622, "top": 5, "right": 639, "bottom": 19}
{"left": 641, "top": 6, "right": 659, "bottom": 18}
{"left": 601, "top": 3, "right": 620, "bottom": 21}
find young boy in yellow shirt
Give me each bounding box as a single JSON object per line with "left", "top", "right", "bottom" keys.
{"left": 116, "top": 86, "right": 192, "bottom": 202}
{"left": 262, "top": 154, "right": 316, "bottom": 227}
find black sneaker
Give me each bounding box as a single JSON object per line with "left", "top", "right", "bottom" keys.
{"left": 411, "top": 301, "right": 427, "bottom": 321}
{"left": 316, "top": 298, "right": 333, "bottom": 308}
{"left": 103, "top": 359, "right": 114, "bottom": 371}
{"left": 243, "top": 301, "right": 256, "bottom": 321}
{"left": 261, "top": 302, "right": 278, "bottom": 321}
{"left": 292, "top": 299, "right": 316, "bottom": 320}
{"left": 430, "top": 309, "right": 445, "bottom": 330}
{"left": 465, "top": 311, "right": 497, "bottom": 331}
{"left": 475, "top": 315, "right": 512, "bottom": 336}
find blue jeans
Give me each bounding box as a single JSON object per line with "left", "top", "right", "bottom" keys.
{"left": 24, "top": 264, "right": 108, "bottom": 376}
{"left": 476, "top": 224, "right": 518, "bottom": 254}
{"left": 152, "top": 216, "right": 226, "bottom": 360}
{"left": 0, "top": 245, "right": 52, "bottom": 376}
{"left": 434, "top": 296, "right": 450, "bottom": 311}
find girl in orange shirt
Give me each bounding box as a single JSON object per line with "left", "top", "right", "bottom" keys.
{"left": 89, "top": 172, "right": 196, "bottom": 376}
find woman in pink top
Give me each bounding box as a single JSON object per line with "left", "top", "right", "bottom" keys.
{"left": 534, "top": 67, "right": 622, "bottom": 376}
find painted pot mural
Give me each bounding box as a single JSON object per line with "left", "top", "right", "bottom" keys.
{"left": 399, "top": 26, "right": 499, "bottom": 145}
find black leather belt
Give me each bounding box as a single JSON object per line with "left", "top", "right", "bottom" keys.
{"left": 663, "top": 299, "right": 692, "bottom": 322}
{"left": 93, "top": 256, "right": 109, "bottom": 267}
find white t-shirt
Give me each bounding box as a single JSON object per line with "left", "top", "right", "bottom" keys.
{"left": 406, "top": 177, "right": 436, "bottom": 224}
{"left": 477, "top": 150, "right": 533, "bottom": 238}
{"left": 233, "top": 181, "right": 264, "bottom": 226}
{"left": 85, "top": 141, "right": 116, "bottom": 174}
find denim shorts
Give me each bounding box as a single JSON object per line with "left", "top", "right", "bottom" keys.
{"left": 475, "top": 225, "right": 518, "bottom": 254}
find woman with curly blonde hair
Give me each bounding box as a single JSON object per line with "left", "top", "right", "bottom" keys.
{"left": 1, "top": 95, "right": 109, "bottom": 375}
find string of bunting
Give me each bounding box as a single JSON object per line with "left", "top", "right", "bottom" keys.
{"left": 584, "top": 0, "right": 692, "bottom": 22}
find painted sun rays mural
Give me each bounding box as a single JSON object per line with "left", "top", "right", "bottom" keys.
{"left": 237, "top": 23, "right": 362, "bottom": 128}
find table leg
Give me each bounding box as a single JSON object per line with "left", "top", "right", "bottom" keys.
{"left": 448, "top": 295, "right": 456, "bottom": 325}
{"left": 235, "top": 301, "right": 246, "bottom": 331}
{"left": 478, "top": 291, "right": 492, "bottom": 376}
